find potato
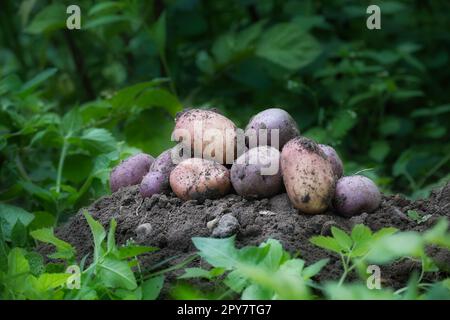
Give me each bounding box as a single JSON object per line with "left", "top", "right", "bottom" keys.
{"left": 172, "top": 109, "right": 237, "bottom": 164}
{"left": 245, "top": 108, "right": 300, "bottom": 150}
{"left": 318, "top": 144, "right": 344, "bottom": 178}
{"left": 170, "top": 158, "right": 231, "bottom": 201}
{"left": 140, "top": 148, "right": 178, "bottom": 198}
{"left": 333, "top": 175, "right": 381, "bottom": 217}
{"left": 230, "top": 146, "right": 282, "bottom": 198}
{"left": 281, "top": 137, "right": 335, "bottom": 214}
{"left": 140, "top": 171, "right": 168, "bottom": 198}
{"left": 110, "top": 153, "right": 154, "bottom": 192}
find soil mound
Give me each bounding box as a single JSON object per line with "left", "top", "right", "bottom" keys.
{"left": 54, "top": 183, "right": 450, "bottom": 292}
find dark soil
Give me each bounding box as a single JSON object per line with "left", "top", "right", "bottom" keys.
{"left": 52, "top": 183, "right": 450, "bottom": 296}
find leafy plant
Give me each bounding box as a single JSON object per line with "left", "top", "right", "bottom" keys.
{"left": 179, "top": 237, "right": 328, "bottom": 300}
{"left": 1, "top": 211, "right": 164, "bottom": 300}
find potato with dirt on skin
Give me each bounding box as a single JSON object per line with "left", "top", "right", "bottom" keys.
{"left": 140, "top": 148, "right": 178, "bottom": 198}
{"left": 231, "top": 146, "right": 283, "bottom": 199}
{"left": 318, "top": 144, "right": 344, "bottom": 178}
{"left": 333, "top": 175, "right": 381, "bottom": 217}
{"left": 170, "top": 158, "right": 231, "bottom": 201}
{"left": 281, "top": 137, "right": 336, "bottom": 214}
{"left": 172, "top": 109, "right": 237, "bottom": 164}
{"left": 110, "top": 153, "right": 154, "bottom": 193}
{"left": 245, "top": 108, "right": 300, "bottom": 150}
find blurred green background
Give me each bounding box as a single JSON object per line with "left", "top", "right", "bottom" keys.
{"left": 1, "top": 0, "right": 449, "bottom": 224}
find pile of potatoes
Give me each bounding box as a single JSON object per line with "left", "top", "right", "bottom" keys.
{"left": 110, "top": 108, "right": 381, "bottom": 217}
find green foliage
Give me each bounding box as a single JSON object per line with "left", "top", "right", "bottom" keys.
{"left": 0, "top": 0, "right": 449, "bottom": 301}
{"left": 180, "top": 237, "right": 328, "bottom": 299}
{"left": 0, "top": 212, "right": 163, "bottom": 300}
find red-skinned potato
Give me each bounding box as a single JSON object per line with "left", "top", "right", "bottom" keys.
{"left": 170, "top": 158, "right": 231, "bottom": 201}
{"left": 231, "top": 146, "right": 282, "bottom": 199}
{"left": 281, "top": 137, "right": 335, "bottom": 214}
{"left": 245, "top": 108, "right": 299, "bottom": 150}
{"left": 333, "top": 175, "right": 381, "bottom": 217}
{"left": 172, "top": 109, "right": 237, "bottom": 164}
{"left": 318, "top": 144, "right": 344, "bottom": 178}
{"left": 110, "top": 153, "right": 154, "bottom": 192}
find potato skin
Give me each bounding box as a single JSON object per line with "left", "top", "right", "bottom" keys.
{"left": 318, "top": 144, "right": 344, "bottom": 178}
{"left": 231, "top": 146, "right": 282, "bottom": 198}
{"left": 140, "top": 171, "right": 167, "bottom": 198}
{"left": 333, "top": 175, "right": 381, "bottom": 217}
{"left": 140, "top": 148, "right": 178, "bottom": 198}
{"left": 169, "top": 158, "right": 231, "bottom": 201}
{"left": 281, "top": 137, "right": 335, "bottom": 214}
{"left": 172, "top": 109, "right": 237, "bottom": 164}
{"left": 245, "top": 108, "right": 300, "bottom": 150}
{"left": 110, "top": 153, "right": 154, "bottom": 192}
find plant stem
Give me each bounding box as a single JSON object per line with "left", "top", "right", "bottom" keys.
{"left": 56, "top": 139, "right": 69, "bottom": 195}
{"left": 160, "top": 53, "right": 177, "bottom": 96}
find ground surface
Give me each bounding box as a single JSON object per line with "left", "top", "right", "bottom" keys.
{"left": 54, "top": 183, "right": 450, "bottom": 296}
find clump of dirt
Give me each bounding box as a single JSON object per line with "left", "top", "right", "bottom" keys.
{"left": 53, "top": 183, "right": 450, "bottom": 294}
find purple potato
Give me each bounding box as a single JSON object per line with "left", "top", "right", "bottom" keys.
{"left": 231, "top": 146, "right": 282, "bottom": 198}
{"left": 140, "top": 148, "right": 178, "bottom": 198}
{"left": 333, "top": 175, "right": 381, "bottom": 217}
{"left": 245, "top": 108, "right": 300, "bottom": 150}
{"left": 319, "top": 144, "right": 344, "bottom": 178}
{"left": 140, "top": 171, "right": 168, "bottom": 198}
{"left": 110, "top": 153, "right": 154, "bottom": 192}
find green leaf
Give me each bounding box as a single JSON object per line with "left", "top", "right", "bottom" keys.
{"left": 178, "top": 267, "right": 225, "bottom": 280}
{"left": 351, "top": 224, "right": 373, "bottom": 244}
{"left": 411, "top": 104, "right": 450, "bottom": 118}
{"left": 20, "top": 68, "right": 58, "bottom": 93}
{"left": 141, "top": 276, "right": 164, "bottom": 300}
{"left": 256, "top": 23, "right": 321, "bottom": 70}
{"left": 97, "top": 257, "right": 137, "bottom": 290}
{"left": 25, "top": 4, "right": 66, "bottom": 34}
{"left": 367, "top": 232, "right": 424, "bottom": 264}
{"left": 331, "top": 227, "right": 353, "bottom": 251}
{"left": 78, "top": 128, "right": 117, "bottom": 154}
{"left": 192, "top": 236, "right": 239, "bottom": 269}
{"left": 61, "top": 108, "right": 83, "bottom": 136}
{"left": 241, "top": 284, "right": 274, "bottom": 300}
{"left": 88, "top": 1, "right": 125, "bottom": 16}
{"left": 302, "top": 258, "right": 329, "bottom": 280}
{"left": 30, "top": 228, "right": 75, "bottom": 260}
{"left": 11, "top": 220, "right": 27, "bottom": 247}
{"left": 84, "top": 15, "right": 130, "bottom": 29}
{"left": 324, "top": 282, "right": 396, "bottom": 300}
{"left": 369, "top": 141, "right": 390, "bottom": 162}
{"left": 0, "top": 222, "right": 8, "bottom": 272}
{"left": 372, "top": 227, "right": 398, "bottom": 240}
{"left": 83, "top": 211, "right": 106, "bottom": 263}
{"left": 107, "top": 218, "right": 117, "bottom": 253}
{"left": 116, "top": 245, "right": 158, "bottom": 259}
{"left": 150, "top": 12, "right": 166, "bottom": 55}
{"left": 25, "top": 252, "right": 45, "bottom": 276}
{"left": 310, "top": 236, "right": 342, "bottom": 254}
{"left": 0, "top": 204, "right": 34, "bottom": 239}
{"left": 259, "top": 239, "right": 285, "bottom": 271}
{"left": 8, "top": 248, "right": 30, "bottom": 275}
{"left": 424, "top": 218, "right": 450, "bottom": 248}
{"left": 31, "top": 273, "right": 70, "bottom": 292}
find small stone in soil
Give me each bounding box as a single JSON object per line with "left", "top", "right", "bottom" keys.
{"left": 212, "top": 214, "right": 240, "bottom": 238}
{"left": 135, "top": 223, "right": 153, "bottom": 241}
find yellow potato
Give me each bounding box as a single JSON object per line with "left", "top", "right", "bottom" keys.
{"left": 169, "top": 158, "right": 231, "bottom": 201}
{"left": 281, "top": 137, "right": 336, "bottom": 214}
{"left": 172, "top": 109, "right": 237, "bottom": 165}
